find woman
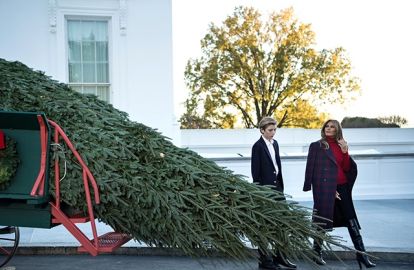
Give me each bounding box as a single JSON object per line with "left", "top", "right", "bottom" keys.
{"left": 303, "top": 119, "right": 375, "bottom": 269}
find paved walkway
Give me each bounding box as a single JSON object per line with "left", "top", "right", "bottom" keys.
{"left": 3, "top": 199, "right": 414, "bottom": 269}
{"left": 17, "top": 199, "right": 414, "bottom": 252}
{"left": 2, "top": 255, "right": 414, "bottom": 270}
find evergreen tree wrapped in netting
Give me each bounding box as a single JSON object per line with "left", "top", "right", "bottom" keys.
{"left": 0, "top": 58, "right": 341, "bottom": 260}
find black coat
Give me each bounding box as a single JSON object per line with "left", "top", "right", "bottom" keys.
{"left": 303, "top": 141, "right": 360, "bottom": 230}
{"left": 251, "top": 136, "right": 284, "bottom": 192}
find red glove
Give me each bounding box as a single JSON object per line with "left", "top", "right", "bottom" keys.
{"left": 0, "top": 130, "right": 5, "bottom": 149}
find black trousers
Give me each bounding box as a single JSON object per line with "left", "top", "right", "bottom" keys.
{"left": 258, "top": 186, "right": 285, "bottom": 262}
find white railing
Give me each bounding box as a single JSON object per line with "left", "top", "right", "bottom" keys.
{"left": 181, "top": 128, "right": 414, "bottom": 201}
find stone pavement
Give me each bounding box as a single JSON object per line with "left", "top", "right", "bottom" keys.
{"left": 3, "top": 199, "right": 414, "bottom": 269}
{"left": 2, "top": 255, "right": 414, "bottom": 270}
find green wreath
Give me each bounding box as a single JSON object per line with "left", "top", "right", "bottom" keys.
{"left": 0, "top": 136, "right": 20, "bottom": 190}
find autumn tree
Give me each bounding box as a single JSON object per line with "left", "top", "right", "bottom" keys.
{"left": 181, "top": 6, "right": 360, "bottom": 128}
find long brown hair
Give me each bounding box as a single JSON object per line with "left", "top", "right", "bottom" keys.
{"left": 320, "top": 119, "right": 344, "bottom": 149}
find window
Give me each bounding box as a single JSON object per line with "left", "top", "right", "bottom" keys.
{"left": 67, "top": 19, "right": 110, "bottom": 102}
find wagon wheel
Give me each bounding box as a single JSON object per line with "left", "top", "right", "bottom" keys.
{"left": 0, "top": 226, "right": 20, "bottom": 267}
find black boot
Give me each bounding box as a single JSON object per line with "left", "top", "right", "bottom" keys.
{"left": 312, "top": 240, "right": 326, "bottom": 265}
{"left": 348, "top": 219, "right": 376, "bottom": 269}
{"left": 273, "top": 250, "right": 296, "bottom": 269}
{"left": 259, "top": 260, "right": 280, "bottom": 270}
{"left": 258, "top": 249, "right": 281, "bottom": 270}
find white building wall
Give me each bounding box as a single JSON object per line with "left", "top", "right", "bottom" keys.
{"left": 0, "top": 0, "right": 50, "bottom": 72}
{"left": 181, "top": 128, "right": 414, "bottom": 201}
{"left": 0, "top": 0, "right": 178, "bottom": 141}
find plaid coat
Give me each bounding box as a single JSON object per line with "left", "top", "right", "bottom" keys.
{"left": 303, "top": 141, "right": 359, "bottom": 230}
{"left": 251, "top": 136, "right": 284, "bottom": 192}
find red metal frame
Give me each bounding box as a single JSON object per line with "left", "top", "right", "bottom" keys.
{"left": 30, "top": 115, "right": 48, "bottom": 197}
{"left": 47, "top": 119, "right": 101, "bottom": 255}
{"left": 26, "top": 118, "right": 131, "bottom": 256}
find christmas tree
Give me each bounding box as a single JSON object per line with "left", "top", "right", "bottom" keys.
{"left": 0, "top": 58, "right": 340, "bottom": 260}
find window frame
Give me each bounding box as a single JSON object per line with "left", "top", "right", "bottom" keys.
{"left": 65, "top": 16, "right": 112, "bottom": 102}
